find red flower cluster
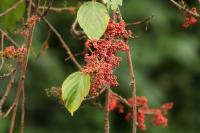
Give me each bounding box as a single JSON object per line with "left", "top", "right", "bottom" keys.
{"left": 108, "top": 94, "right": 124, "bottom": 113}
{"left": 108, "top": 95, "right": 173, "bottom": 131}
{"left": 3, "top": 46, "right": 27, "bottom": 59}
{"left": 82, "top": 19, "right": 132, "bottom": 95}
{"left": 182, "top": 7, "right": 198, "bottom": 28}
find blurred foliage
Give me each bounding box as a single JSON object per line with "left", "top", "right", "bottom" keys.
{"left": 0, "top": 0, "right": 200, "bottom": 133}
{"left": 0, "top": 0, "right": 25, "bottom": 31}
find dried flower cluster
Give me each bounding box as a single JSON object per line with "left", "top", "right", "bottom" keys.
{"left": 82, "top": 18, "right": 132, "bottom": 96}
{"left": 108, "top": 94, "right": 173, "bottom": 131}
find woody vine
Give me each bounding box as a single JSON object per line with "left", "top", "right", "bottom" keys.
{"left": 0, "top": 0, "right": 199, "bottom": 133}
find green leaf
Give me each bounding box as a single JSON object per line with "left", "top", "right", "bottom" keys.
{"left": 0, "top": 0, "right": 25, "bottom": 32}
{"left": 61, "top": 72, "right": 90, "bottom": 116}
{"left": 77, "top": 1, "right": 110, "bottom": 40}
{"left": 103, "top": 0, "right": 123, "bottom": 10}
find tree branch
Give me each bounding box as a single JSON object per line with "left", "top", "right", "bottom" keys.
{"left": 104, "top": 89, "right": 110, "bottom": 133}
{"left": 41, "top": 17, "right": 82, "bottom": 70}
{"left": 126, "top": 48, "right": 137, "bottom": 133}
{"left": 0, "top": 28, "right": 20, "bottom": 48}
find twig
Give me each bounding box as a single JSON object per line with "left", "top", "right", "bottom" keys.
{"left": 71, "top": 18, "right": 84, "bottom": 38}
{"left": 42, "top": 17, "right": 82, "bottom": 70}
{"left": 110, "top": 90, "right": 131, "bottom": 108}
{"left": 0, "top": 62, "right": 18, "bottom": 117}
{"left": 169, "top": 0, "right": 200, "bottom": 18}
{"left": 0, "top": 28, "right": 20, "bottom": 47}
{"left": 9, "top": 0, "right": 37, "bottom": 132}
{"left": 0, "top": 0, "right": 24, "bottom": 17}
{"left": 126, "top": 48, "right": 137, "bottom": 133}
{"left": 104, "top": 89, "right": 110, "bottom": 133}
{"left": 0, "top": 34, "right": 4, "bottom": 71}
{"left": 65, "top": 51, "right": 86, "bottom": 61}
{"left": 20, "top": 85, "right": 25, "bottom": 133}
{"left": 36, "top": 31, "right": 51, "bottom": 60}
{"left": 84, "top": 88, "right": 106, "bottom": 101}
{"left": 126, "top": 15, "right": 154, "bottom": 26}
{"left": 38, "top": 6, "right": 76, "bottom": 13}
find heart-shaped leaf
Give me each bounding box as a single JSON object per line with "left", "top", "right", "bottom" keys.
{"left": 61, "top": 72, "right": 90, "bottom": 116}
{"left": 77, "top": 1, "right": 110, "bottom": 40}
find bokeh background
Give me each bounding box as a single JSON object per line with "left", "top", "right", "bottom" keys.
{"left": 0, "top": 0, "right": 200, "bottom": 133}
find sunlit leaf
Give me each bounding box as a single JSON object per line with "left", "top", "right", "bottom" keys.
{"left": 77, "top": 1, "right": 110, "bottom": 40}
{"left": 61, "top": 72, "right": 90, "bottom": 116}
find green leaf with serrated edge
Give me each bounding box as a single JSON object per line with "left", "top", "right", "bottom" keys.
{"left": 61, "top": 72, "right": 90, "bottom": 116}
{"left": 77, "top": 2, "right": 110, "bottom": 40}
{"left": 0, "top": 0, "right": 25, "bottom": 32}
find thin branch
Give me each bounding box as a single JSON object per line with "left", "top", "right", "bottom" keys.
{"left": 110, "top": 90, "right": 131, "bottom": 108}
{"left": 0, "top": 0, "right": 24, "bottom": 17}
{"left": 0, "top": 28, "right": 20, "bottom": 48}
{"left": 20, "top": 85, "right": 25, "bottom": 133}
{"left": 36, "top": 31, "right": 51, "bottom": 60}
{"left": 65, "top": 51, "right": 86, "bottom": 61}
{"left": 42, "top": 17, "right": 82, "bottom": 70}
{"left": 169, "top": 0, "right": 200, "bottom": 18}
{"left": 104, "top": 89, "right": 110, "bottom": 133}
{"left": 84, "top": 88, "right": 106, "bottom": 101}
{"left": 71, "top": 18, "right": 84, "bottom": 38}
{"left": 0, "top": 34, "right": 4, "bottom": 71}
{"left": 0, "top": 62, "right": 19, "bottom": 115}
{"left": 10, "top": 1, "right": 37, "bottom": 132}
{"left": 126, "top": 48, "right": 137, "bottom": 133}
{"left": 38, "top": 6, "right": 76, "bottom": 13}
{"left": 126, "top": 15, "right": 154, "bottom": 26}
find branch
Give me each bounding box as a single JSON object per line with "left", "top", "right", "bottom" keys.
{"left": 110, "top": 90, "right": 131, "bottom": 108}
{"left": 38, "top": 6, "right": 76, "bottom": 13}
{"left": 0, "top": 0, "right": 24, "bottom": 17}
{"left": 169, "top": 0, "right": 200, "bottom": 18}
{"left": 9, "top": 1, "right": 37, "bottom": 132}
{"left": 41, "top": 17, "right": 82, "bottom": 70}
{"left": 0, "top": 62, "right": 19, "bottom": 116}
{"left": 104, "top": 89, "right": 110, "bottom": 133}
{"left": 84, "top": 88, "right": 106, "bottom": 101}
{"left": 70, "top": 18, "right": 85, "bottom": 38}
{"left": 126, "top": 48, "right": 137, "bottom": 133}
{"left": 126, "top": 15, "right": 154, "bottom": 26}
{"left": 0, "top": 33, "right": 4, "bottom": 71}
{"left": 0, "top": 28, "right": 20, "bottom": 48}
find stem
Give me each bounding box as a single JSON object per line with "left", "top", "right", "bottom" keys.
{"left": 104, "top": 89, "right": 110, "bottom": 133}
{"left": 126, "top": 48, "right": 137, "bottom": 133}
{"left": 42, "top": 17, "right": 82, "bottom": 70}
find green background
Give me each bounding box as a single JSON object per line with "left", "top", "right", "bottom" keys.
{"left": 0, "top": 0, "right": 200, "bottom": 133}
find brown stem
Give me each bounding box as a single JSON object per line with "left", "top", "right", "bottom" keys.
{"left": 0, "top": 33, "right": 4, "bottom": 71}
{"left": 110, "top": 90, "right": 131, "bottom": 108}
{"left": 126, "top": 15, "right": 154, "bottom": 26}
{"left": 104, "top": 89, "right": 110, "bottom": 133}
{"left": 38, "top": 6, "right": 76, "bottom": 13}
{"left": 126, "top": 48, "right": 137, "bottom": 133}
{"left": 20, "top": 85, "right": 25, "bottom": 133}
{"left": 9, "top": 1, "right": 36, "bottom": 132}
{"left": 0, "top": 62, "right": 19, "bottom": 116}
{"left": 0, "top": 28, "right": 20, "bottom": 47}
{"left": 42, "top": 17, "right": 82, "bottom": 70}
